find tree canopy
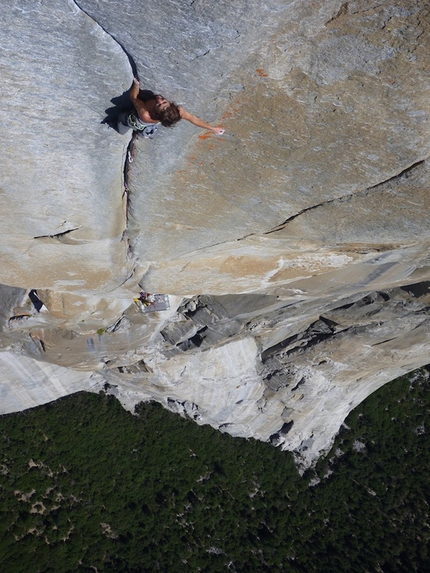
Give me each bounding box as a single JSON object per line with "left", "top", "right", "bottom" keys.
{"left": 1, "top": 367, "right": 429, "bottom": 572}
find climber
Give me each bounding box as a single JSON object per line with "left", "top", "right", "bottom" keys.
{"left": 117, "top": 78, "right": 225, "bottom": 138}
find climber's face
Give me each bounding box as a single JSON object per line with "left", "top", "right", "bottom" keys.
{"left": 155, "top": 95, "right": 169, "bottom": 111}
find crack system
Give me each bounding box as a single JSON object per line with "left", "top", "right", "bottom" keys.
{"left": 68, "top": 2, "right": 428, "bottom": 277}
{"left": 72, "top": 1, "right": 138, "bottom": 76}
{"left": 34, "top": 227, "right": 80, "bottom": 240}
{"left": 264, "top": 159, "right": 426, "bottom": 235}
{"left": 72, "top": 0, "right": 140, "bottom": 256}
{"left": 34, "top": 227, "right": 85, "bottom": 245}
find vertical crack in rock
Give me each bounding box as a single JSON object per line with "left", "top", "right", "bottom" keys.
{"left": 264, "top": 159, "right": 427, "bottom": 235}
{"left": 113, "top": 262, "right": 138, "bottom": 290}
{"left": 71, "top": 0, "right": 139, "bottom": 254}
{"left": 72, "top": 0, "right": 138, "bottom": 76}
{"left": 123, "top": 131, "right": 139, "bottom": 228}
{"left": 5, "top": 0, "right": 427, "bottom": 470}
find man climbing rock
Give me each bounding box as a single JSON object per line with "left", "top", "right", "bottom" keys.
{"left": 118, "top": 78, "right": 225, "bottom": 138}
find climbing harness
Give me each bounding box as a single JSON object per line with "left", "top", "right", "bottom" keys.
{"left": 126, "top": 112, "right": 160, "bottom": 139}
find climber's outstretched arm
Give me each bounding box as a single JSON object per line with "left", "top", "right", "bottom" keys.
{"left": 179, "top": 107, "right": 225, "bottom": 135}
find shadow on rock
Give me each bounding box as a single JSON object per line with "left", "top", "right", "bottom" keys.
{"left": 102, "top": 86, "right": 155, "bottom": 133}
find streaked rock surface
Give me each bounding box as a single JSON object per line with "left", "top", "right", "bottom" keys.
{"left": 1, "top": 0, "right": 429, "bottom": 467}
{"left": 0, "top": 351, "right": 104, "bottom": 415}
{"left": 0, "top": 0, "right": 133, "bottom": 292}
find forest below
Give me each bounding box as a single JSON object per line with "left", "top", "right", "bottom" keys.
{"left": 1, "top": 367, "right": 430, "bottom": 572}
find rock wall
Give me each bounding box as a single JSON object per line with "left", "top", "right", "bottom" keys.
{"left": 1, "top": 0, "right": 429, "bottom": 467}
{"left": 0, "top": 0, "right": 135, "bottom": 292}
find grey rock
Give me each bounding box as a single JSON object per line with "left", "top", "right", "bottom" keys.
{"left": 0, "top": 0, "right": 132, "bottom": 292}
{"left": 1, "top": 0, "right": 430, "bottom": 470}
{"left": 161, "top": 320, "right": 199, "bottom": 346}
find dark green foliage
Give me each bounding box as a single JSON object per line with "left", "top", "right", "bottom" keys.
{"left": 1, "top": 368, "right": 430, "bottom": 572}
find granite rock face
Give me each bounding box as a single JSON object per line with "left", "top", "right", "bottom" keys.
{"left": 0, "top": 0, "right": 133, "bottom": 292}
{"left": 1, "top": 0, "right": 430, "bottom": 467}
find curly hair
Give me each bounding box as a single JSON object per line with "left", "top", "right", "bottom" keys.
{"left": 157, "top": 102, "right": 181, "bottom": 127}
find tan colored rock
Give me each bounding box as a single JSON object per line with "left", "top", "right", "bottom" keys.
{"left": 1, "top": 0, "right": 430, "bottom": 470}
{"left": 0, "top": 0, "right": 133, "bottom": 292}
{"left": 123, "top": 0, "right": 430, "bottom": 286}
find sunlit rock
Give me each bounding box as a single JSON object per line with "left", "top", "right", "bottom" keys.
{"left": 0, "top": 0, "right": 133, "bottom": 292}
{"left": 1, "top": 0, "right": 430, "bottom": 468}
